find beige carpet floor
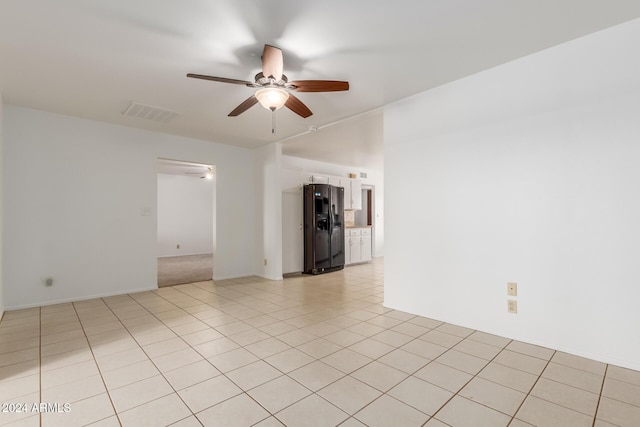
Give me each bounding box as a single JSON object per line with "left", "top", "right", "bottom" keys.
{"left": 157, "top": 253, "right": 213, "bottom": 287}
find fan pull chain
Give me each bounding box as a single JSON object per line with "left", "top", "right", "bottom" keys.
{"left": 271, "top": 108, "right": 276, "bottom": 134}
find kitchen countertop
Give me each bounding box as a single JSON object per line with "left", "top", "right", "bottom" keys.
{"left": 345, "top": 225, "right": 372, "bottom": 228}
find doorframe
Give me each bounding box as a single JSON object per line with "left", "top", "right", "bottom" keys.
{"left": 156, "top": 158, "right": 216, "bottom": 286}
{"left": 362, "top": 184, "right": 376, "bottom": 257}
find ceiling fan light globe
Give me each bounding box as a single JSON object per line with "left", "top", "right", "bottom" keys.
{"left": 255, "top": 88, "right": 289, "bottom": 111}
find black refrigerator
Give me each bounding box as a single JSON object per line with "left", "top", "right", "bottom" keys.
{"left": 303, "top": 184, "right": 345, "bottom": 274}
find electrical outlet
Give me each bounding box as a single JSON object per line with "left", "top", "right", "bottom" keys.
{"left": 507, "top": 299, "right": 518, "bottom": 314}
{"left": 507, "top": 282, "right": 518, "bottom": 296}
{"left": 176, "top": 244, "right": 180, "bottom": 249}
{"left": 45, "top": 277, "right": 54, "bottom": 287}
{"left": 264, "top": 259, "right": 268, "bottom": 266}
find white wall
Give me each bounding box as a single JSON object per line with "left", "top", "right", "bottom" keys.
{"left": 0, "top": 94, "right": 4, "bottom": 318}
{"left": 157, "top": 173, "right": 214, "bottom": 257}
{"left": 255, "top": 143, "right": 283, "bottom": 280}
{"left": 384, "top": 18, "right": 640, "bottom": 370}
{"left": 2, "top": 106, "right": 255, "bottom": 309}
{"left": 282, "top": 155, "right": 384, "bottom": 257}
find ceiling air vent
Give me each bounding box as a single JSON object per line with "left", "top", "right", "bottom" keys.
{"left": 121, "top": 101, "right": 181, "bottom": 123}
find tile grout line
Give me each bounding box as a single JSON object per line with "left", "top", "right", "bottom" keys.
{"left": 363, "top": 320, "right": 457, "bottom": 424}
{"left": 152, "top": 281, "right": 336, "bottom": 425}
{"left": 318, "top": 319, "right": 444, "bottom": 423}
{"left": 591, "top": 364, "right": 609, "bottom": 427}
{"left": 96, "top": 295, "right": 203, "bottom": 425}
{"left": 266, "top": 282, "right": 399, "bottom": 422}
{"left": 158, "top": 276, "right": 393, "bottom": 425}
{"left": 10, "top": 261, "right": 634, "bottom": 427}
{"left": 166, "top": 283, "right": 479, "bottom": 425}
{"left": 280, "top": 320, "right": 504, "bottom": 426}
{"left": 241, "top": 290, "right": 605, "bottom": 427}
{"left": 506, "top": 349, "right": 557, "bottom": 427}
{"left": 416, "top": 337, "right": 516, "bottom": 426}
{"left": 71, "top": 300, "right": 123, "bottom": 427}
{"left": 509, "top": 357, "right": 610, "bottom": 420}
{"left": 0, "top": 275, "right": 353, "bottom": 425}
{"left": 288, "top": 315, "right": 433, "bottom": 424}
{"left": 123, "top": 286, "right": 328, "bottom": 425}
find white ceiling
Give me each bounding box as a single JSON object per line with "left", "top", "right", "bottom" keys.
{"left": 2, "top": 1, "right": 640, "bottom": 170}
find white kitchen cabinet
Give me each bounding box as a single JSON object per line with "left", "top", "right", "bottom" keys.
{"left": 301, "top": 173, "right": 331, "bottom": 184}
{"left": 359, "top": 227, "right": 372, "bottom": 262}
{"left": 344, "top": 179, "right": 362, "bottom": 210}
{"left": 345, "top": 229, "right": 360, "bottom": 265}
{"left": 345, "top": 227, "right": 371, "bottom": 265}
{"left": 328, "top": 177, "right": 343, "bottom": 187}
{"left": 350, "top": 179, "right": 362, "bottom": 210}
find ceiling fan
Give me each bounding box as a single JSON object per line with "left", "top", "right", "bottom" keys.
{"left": 187, "top": 45, "right": 349, "bottom": 119}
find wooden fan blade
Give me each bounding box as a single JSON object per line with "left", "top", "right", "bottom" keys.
{"left": 187, "top": 73, "right": 255, "bottom": 87}
{"left": 262, "top": 45, "right": 283, "bottom": 81}
{"left": 285, "top": 93, "right": 313, "bottom": 118}
{"left": 290, "top": 80, "right": 349, "bottom": 92}
{"left": 228, "top": 95, "right": 259, "bottom": 116}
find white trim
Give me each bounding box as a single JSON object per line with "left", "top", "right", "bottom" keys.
{"left": 4, "top": 286, "right": 158, "bottom": 311}
{"left": 212, "top": 272, "right": 255, "bottom": 281}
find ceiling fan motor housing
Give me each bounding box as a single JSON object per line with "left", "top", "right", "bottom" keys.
{"left": 255, "top": 72, "right": 289, "bottom": 87}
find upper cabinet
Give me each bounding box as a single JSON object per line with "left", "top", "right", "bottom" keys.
{"left": 285, "top": 169, "right": 362, "bottom": 210}
{"left": 328, "top": 177, "right": 343, "bottom": 187}
{"left": 300, "top": 173, "right": 339, "bottom": 186}
{"left": 345, "top": 179, "right": 362, "bottom": 210}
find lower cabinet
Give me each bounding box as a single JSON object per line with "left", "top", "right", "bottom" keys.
{"left": 345, "top": 227, "right": 372, "bottom": 265}
{"left": 360, "top": 229, "right": 372, "bottom": 263}
{"left": 345, "top": 229, "right": 359, "bottom": 265}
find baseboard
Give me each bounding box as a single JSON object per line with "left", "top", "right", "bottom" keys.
{"left": 4, "top": 286, "right": 158, "bottom": 311}
{"left": 158, "top": 252, "right": 213, "bottom": 258}
{"left": 256, "top": 273, "right": 283, "bottom": 281}
{"left": 382, "top": 301, "right": 640, "bottom": 373}
{"left": 212, "top": 272, "right": 255, "bottom": 281}
{"left": 283, "top": 272, "right": 302, "bottom": 278}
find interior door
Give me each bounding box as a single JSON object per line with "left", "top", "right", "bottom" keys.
{"left": 282, "top": 190, "right": 303, "bottom": 274}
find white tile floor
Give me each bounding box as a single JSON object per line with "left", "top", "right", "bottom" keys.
{"left": 1, "top": 258, "right": 639, "bottom": 426}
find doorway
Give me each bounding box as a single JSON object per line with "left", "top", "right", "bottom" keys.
{"left": 354, "top": 188, "right": 373, "bottom": 227}
{"left": 156, "top": 159, "right": 216, "bottom": 287}
{"left": 354, "top": 185, "right": 375, "bottom": 257}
